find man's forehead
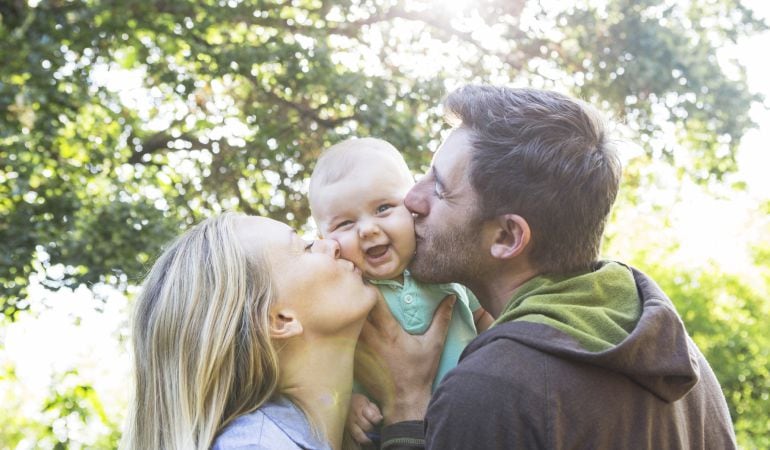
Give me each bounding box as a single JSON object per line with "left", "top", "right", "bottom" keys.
{"left": 433, "top": 128, "right": 472, "bottom": 180}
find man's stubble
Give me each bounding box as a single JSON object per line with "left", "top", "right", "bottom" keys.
{"left": 409, "top": 211, "right": 487, "bottom": 288}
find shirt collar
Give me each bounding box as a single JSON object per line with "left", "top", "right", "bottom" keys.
{"left": 261, "top": 396, "right": 331, "bottom": 450}
{"left": 368, "top": 269, "right": 411, "bottom": 288}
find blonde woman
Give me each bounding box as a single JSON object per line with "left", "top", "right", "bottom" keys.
{"left": 121, "top": 213, "right": 452, "bottom": 449}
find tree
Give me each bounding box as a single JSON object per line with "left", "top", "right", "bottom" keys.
{"left": 1, "top": 0, "right": 764, "bottom": 316}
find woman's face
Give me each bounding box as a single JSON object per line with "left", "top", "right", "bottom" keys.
{"left": 235, "top": 216, "right": 377, "bottom": 336}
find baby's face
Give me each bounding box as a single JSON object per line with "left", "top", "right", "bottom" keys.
{"left": 313, "top": 160, "right": 416, "bottom": 281}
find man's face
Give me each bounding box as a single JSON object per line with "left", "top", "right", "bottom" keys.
{"left": 404, "top": 128, "right": 486, "bottom": 285}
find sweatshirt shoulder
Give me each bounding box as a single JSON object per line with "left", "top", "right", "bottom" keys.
{"left": 426, "top": 335, "right": 552, "bottom": 448}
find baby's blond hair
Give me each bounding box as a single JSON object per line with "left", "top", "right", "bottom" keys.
{"left": 309, "top": 137, "right": 412, "bottom": 214}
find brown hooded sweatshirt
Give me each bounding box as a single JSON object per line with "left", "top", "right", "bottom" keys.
{"left": 381, "top": 264, "right": 736, "bottom": 449}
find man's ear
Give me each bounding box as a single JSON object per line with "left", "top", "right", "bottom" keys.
{"left": 269, "top": 309, "right": 304, "bottom": 340}
{"left": 490, "top": 214, "right": 531, "bottom": 260}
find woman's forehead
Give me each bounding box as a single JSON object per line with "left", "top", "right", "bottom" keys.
{"left": 235, "top": 216, "right": 294, "bottom": 252}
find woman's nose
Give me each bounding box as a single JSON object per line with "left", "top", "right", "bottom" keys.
{"left": 314, "top": 238, "right": 341, "bottom": 258}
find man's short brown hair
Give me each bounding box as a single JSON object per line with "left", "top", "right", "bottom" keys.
{"left": 444, "top": 85, "right": 621, "bottom": 274}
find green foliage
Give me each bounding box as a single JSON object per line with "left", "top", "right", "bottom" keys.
{"left": 556, "top": 0, "right": 762, "bottom": 181}
{"left": 40, "top": 371, "right": 122, "bottom": 449}
{"left": 0, "top": 367, "right": 121, "bottom": 449}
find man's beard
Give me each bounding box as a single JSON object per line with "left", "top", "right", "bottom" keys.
{"left": 409, "top": 214, "right": 486, "bottom": 286}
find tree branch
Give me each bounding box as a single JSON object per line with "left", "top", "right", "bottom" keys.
{"left": 127, "top": 130, "right": 201, "bottom": 165}
{"left": 252, "top": 79, "right": 357, "bottom": 128}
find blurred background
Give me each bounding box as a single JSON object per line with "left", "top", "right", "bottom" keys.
{"left": 1, "top": 0, "right": 768, "bottom": 448}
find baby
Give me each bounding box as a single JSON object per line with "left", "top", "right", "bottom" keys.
{"left": 309, "top": 137, "right": 493, "bottom": 446}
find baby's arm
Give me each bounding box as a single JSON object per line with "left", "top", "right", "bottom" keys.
{"left": 346, "top": 392, "right": 383, "bottom": 445}
{"left": 473, "top": 307, "right": 494, "bottom": 332}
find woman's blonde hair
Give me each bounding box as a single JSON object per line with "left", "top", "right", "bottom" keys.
{"left": 121, "top": 212, "right": 279, "bottom": 450}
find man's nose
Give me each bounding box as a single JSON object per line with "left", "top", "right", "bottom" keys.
{"left": 404, "top": 179, "right": 430, "bottom": 216}
{"left": 314, "top": 239, "right": 341, "bottom": 258}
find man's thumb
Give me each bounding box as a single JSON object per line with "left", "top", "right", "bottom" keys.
{"left": 427, "top": 294, "right": 455, "bottom": 341}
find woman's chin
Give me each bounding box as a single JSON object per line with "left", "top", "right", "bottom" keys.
{"left": 363, "top": 283, "right": 380, "bottom": 307}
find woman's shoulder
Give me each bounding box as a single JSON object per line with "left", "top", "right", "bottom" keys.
{"left": 211, "top": 408, "right": 272, "bottom": 449}
{"left": 211, "top": 397, "right": 330, "bottom": 450}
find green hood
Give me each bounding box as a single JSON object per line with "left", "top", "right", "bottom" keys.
{"left": 494, "top": 261, "right": 641, "bottom": 352}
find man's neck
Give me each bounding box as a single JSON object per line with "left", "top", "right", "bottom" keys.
{"left": 469, "top": 267, "right": 540, "bottom": 318}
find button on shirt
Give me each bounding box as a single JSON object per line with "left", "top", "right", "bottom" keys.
{"left": 212, "top": 396, "right": 330, "bottom": 450}
{"left": 369, "top": 271, "right": 481, "bottom": 391}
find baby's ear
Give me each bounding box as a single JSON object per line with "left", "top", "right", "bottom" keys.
{"left": 490, "top": 214, "right": 531, "bottom": 260}
{"left": 269, "top": 309, "right": 303, "bottom": 340}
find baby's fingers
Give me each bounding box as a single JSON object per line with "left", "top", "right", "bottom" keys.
{"left": 362, "top": 402, "right": 383, "bottom": 424}
{"left": 350, "top": 423, "right": 373, "bottom": 445}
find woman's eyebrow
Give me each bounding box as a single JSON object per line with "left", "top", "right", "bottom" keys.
{"left": 289, "top": 229, "right": 301, "bottom": 246}
{"left": 289, "top": 229, "right": 313, "bottom": 250}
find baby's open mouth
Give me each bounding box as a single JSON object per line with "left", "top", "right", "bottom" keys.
{"left": 366, "top": 245, "right": 389, "bottom": 258}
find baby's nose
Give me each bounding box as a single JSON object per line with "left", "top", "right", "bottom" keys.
{"left": 358, "top": 221, "right": 380, "bottom": 238}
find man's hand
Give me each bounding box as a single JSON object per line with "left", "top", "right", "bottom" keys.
{"left": 354, "top": 294, "right": 455, "bottom": 425}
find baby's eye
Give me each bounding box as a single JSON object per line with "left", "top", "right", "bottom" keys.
{"left": 376, "top": 204, "right": 393, "bottom": 214}
{"left": 304, "top": 241, "right": 315, "bottom": 251}
{"left": 333, "top": 220, "right": 352, "bottom": 231}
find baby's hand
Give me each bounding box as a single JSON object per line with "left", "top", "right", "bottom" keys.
{"left": 346, "top": 393, "right": 383, "bottom": 445}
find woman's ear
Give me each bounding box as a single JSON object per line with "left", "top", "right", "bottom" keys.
{"left": 269, "top": 309, "right": 304, "bottom": 340}
{"left": 490, "top": 214, "right": 531, "bottom": 260}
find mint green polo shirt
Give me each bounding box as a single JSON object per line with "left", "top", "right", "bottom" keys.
{"left": 370, "top": 271, "right": 481, "bottom": 391}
